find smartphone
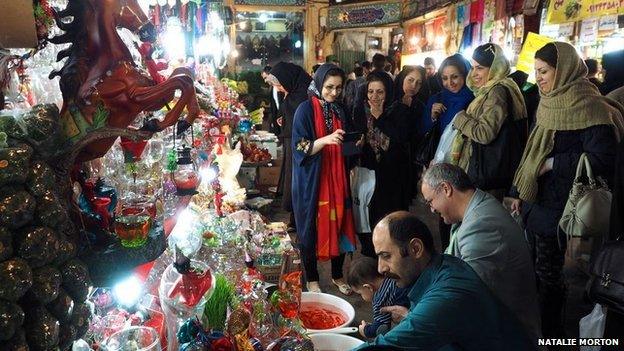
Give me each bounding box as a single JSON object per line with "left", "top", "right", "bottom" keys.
{"left": 343, "top": 131, "right": 363, "bottom": 143}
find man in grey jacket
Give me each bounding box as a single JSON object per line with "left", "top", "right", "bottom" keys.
{"left": 421, "top": 163, "right": 541, "bottom": 343}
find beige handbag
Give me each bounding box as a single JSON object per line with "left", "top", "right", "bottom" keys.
{"left": 559, "top": 153, "right": 612, "bottom": 238}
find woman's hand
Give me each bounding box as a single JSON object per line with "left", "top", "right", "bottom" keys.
{"left": 369, "top": 99, "right": 384, "bottom": 119}
{"left": 402, "top": 94, "right": 413, "bottom": 107}
{"left": 319, "top": 129, "right": 345, "bottom": 146}
{"left": 539, "top": 157, "right": 554, "bottom": 176}
{"left": 510, "top": 199, "right": 522, "bottom": 216}
{"left": 431, "top": 103, "right": 446, "bottom": 121}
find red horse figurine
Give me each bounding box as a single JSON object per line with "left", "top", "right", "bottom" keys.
{"left": 49, "top": 0, "right": 199, "bottom": 162}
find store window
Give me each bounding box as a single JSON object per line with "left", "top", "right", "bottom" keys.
{"left": 234, "top": 11, "right": 304, "bottom": 71}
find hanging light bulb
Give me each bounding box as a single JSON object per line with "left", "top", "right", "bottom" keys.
{"left": 181, "top": 0, "right": 190, "bottom": 4}
{"left": 168, "top": 0, "right": 177, "bottom": 7}
{"left": 164, "top": 17, "right": 186, "bottom": 60}
{"left": 157, "top": 0, "right": 167, "bottom": 6}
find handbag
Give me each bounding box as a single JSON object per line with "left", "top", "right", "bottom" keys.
{"left": 414, "top": 120, "right": 441, "bottom": 167}
{"left": 559, "top": 153, "right": 612, "bottom": 238}
{"left": 587, "top": 238, "right": 624, "bottom": 315}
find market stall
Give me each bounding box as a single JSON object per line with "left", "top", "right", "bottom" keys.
{"left": 0, "top": 1, "right": 360, "bottom": 350}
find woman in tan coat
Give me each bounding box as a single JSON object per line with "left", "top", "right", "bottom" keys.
{"left": 451, "top": 43, "right": 527, "bottom": 199}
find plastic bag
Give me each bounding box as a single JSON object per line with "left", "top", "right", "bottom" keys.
{"left": 579, "top": 303, "right": 607, "bottom": 351}
{"left": 350, "top": 166, "right": 376, "bottom": 233}
{"left": 433, "top": 117, "right": 459, "bottom": 164}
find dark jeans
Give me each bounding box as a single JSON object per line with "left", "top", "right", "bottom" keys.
{"left": 301, "top": 250, "right": 345, "bottom": 282}
{"left": 527, "top": 229, "right": 567, "bottom": 339}
{"left": 358, "top": 233, "right": 376, "bottom": 258}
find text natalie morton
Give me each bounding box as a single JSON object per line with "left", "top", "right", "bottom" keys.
{"left": 538, "top": 339, "right": 620, "bottom": 346}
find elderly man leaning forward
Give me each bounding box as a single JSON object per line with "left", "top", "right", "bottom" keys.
{"left": 421, "top": 163, "right": 541, "bottom": 343}
{"left": 354, "top": 211, "right": 535, "bottom": 351}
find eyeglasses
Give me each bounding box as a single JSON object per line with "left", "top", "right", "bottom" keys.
{"left": 420, "top": 183, "right": 443, "bottom": 207}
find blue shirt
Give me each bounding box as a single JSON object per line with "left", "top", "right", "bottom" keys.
{"left": 364, "top": 278, "right": 410, "bottom": 338}
{"left": 354, "top": 255, "right": 535, "bottom": 351}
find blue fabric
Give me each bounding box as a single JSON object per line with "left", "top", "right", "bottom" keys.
{"left": 291, "top": 99, "right": 354, "bottom": 254}
{"left": 354, "top": 255, "right": 535, "bottom": 351}
{"left": 291, "top": 100, "right": 322, "bottom": 253}
{"left": 422, "top": 86, "right": 474, "bottom": 134}
{"left": 364, "top": 278, "right": 410, "bottom": 338}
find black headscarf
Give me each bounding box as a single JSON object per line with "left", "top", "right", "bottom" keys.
{"left": 307, "top": 63, "right": 346, "bottom": 133}
{"left": 473, "top": 43, "right": 496, "bottom": 67}
{"left": 270, "top": 62, "right": 312, "bottom": 137}
{"left": 393, "top": 65, "right": 427, "bottom": 106}
{"left": 601, "top": 49, "right": 624, "bottom": 95}
{"left": 365, "top": 70, "right": 395, "bottom": 110}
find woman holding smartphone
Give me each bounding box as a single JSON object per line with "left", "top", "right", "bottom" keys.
{"left": 353, "top": 71, "right": 412, "bottom": 257}
{"left": 291, "top": 63, "right": 357, "bottom": 294}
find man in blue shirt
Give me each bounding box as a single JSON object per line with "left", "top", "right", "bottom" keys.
{"left": 355, "top": 211, "right": 536, "bottom": 351}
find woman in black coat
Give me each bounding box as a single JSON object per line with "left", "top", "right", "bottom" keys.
{"left": 391, "top": 65, "right": 427, "bottom": 200}
{"left": 511, "top": 42, "right": 623, "bottom": 339}
{"left": 267, "top": 62, "right": 312, "bottom": 229}
{"left": 353, "top": 71, "right": 411, "bottom": 257}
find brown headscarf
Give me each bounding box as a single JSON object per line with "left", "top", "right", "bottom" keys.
{"left": 512, "top": 42, "right": 624, "bottom": 202}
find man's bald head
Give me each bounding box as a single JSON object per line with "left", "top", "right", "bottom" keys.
{"left": 374, "top": 211, "right": 435, "bottom": 256}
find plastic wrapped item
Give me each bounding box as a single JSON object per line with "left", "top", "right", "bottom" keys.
{"left": 158, "top": 261, "right": 212, "bottom": 351}
{"left": 100, "top": 326, "right": 161, "bottom": 351}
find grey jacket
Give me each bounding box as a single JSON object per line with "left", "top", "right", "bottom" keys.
{"left": 446, "top": 189, "right": 541, "bottom": 342}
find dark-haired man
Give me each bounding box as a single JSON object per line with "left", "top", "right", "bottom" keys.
{"left": 355, "top": 211, "right": 535, "bottom": 350}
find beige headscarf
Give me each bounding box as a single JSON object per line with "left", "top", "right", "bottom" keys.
{"left": 451, "top": 43, "right": 527, "bottom": 165}
{"left": 513, "top": 41, "right": 624, "bottom": 202}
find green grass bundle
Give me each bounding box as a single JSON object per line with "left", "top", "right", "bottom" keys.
{"left": 202, "top": 274, "right": 234, "bottom": 331}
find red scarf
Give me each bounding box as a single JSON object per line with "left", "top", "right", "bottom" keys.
{"left": 311, "top": 97, "right": 357, "bottom": 261}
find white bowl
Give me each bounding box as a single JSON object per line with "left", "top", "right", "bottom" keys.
{"left": 301, "top": 292, "right": 355, "bottom": 333}
{"left": 310, "top": 333, "right": 364, "bottom": 350}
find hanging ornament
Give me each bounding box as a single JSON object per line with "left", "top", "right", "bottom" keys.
{"left": 172, "top": 145, "right": 199, "bottom": 196}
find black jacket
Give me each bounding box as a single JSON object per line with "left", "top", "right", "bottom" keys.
{"left": 609, "top": 139, "right": 624, "bottom": 240}
{"left": 521, "top": 124, "right": 617, "bottom": 235}
{"left": 270, "top": 62, "right": 312, "bottom": 139}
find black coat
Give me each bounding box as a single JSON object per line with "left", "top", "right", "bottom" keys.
{"left": 270, "top": 62, "right": 312, "bottom": 138}
{"left": 522, "top": 124, "right": 617, "bottom": 236}
{"left": 353, "top": 103, "right": 412, "bottom": 228}
{"left": 609, "top": 139, "right": 624, "bottom": 240}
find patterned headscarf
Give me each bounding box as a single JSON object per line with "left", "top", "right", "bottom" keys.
{"left": 308, "top": 63, "right": 346, "bottom": 134}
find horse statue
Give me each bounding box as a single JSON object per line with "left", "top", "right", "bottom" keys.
{"left": 49, "top": 0, "right": 199, "bottom": 162}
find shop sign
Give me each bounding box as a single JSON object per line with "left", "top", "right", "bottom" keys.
{"left": 404, "top": 0, "right": 449, "bottom": 20}
{"left": 598, "top": 14, "right": 619, "bottom": 30}
{"left": 234, "top": 0, "right": 305, "bottom": 5}
{"left": 559, "top": 22, "right": 575, "bottom": 36}
{"left": 328, "top": 1, "right": 402, "bottom": 29}
{"left": 516, "top": 32, "right": 554, "bottom": 81}
{"left": 580, "top": 18, "right": 599, "bottom": 44}
{"left": 547, "top": 0, "right": 624, "bottom": 24}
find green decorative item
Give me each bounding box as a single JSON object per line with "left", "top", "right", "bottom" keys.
{"left": 90, "top": 103, "right": 109, "bottom": 131}
{"left": 202, "top": 274, "right": 234, "bottom": 331}
{"left": 166, "top": 148, "right": 178, "bottom": 172}
{"left": 0, "top": 145, "right": 33, "bottom": 188}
